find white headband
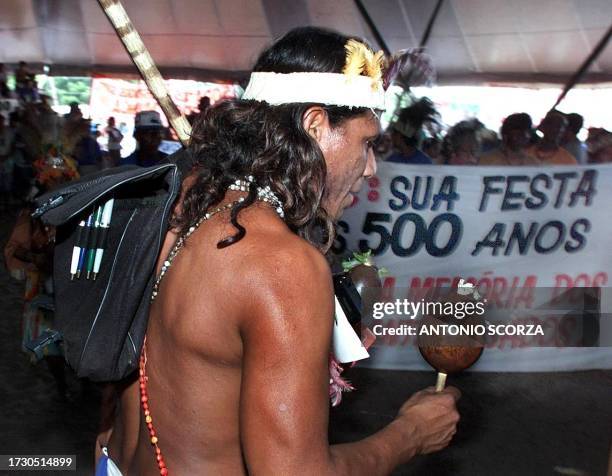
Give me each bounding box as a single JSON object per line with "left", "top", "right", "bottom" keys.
{"left": 241, "top": 72, "right": 386, "bottom": 110}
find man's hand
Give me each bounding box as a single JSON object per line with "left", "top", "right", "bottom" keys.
{"left": 395, "top": 386, "right": 461, "bottom": 455}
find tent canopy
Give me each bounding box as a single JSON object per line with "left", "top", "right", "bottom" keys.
{"left": 1, "top": 0, "right": 611, "bottom": 84}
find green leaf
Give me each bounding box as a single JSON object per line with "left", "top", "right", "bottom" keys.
{"left": 341, "top": 249, "right": 375, "bottom": 272}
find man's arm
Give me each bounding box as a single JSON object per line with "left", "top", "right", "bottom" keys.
{"left": 238, "top": 240, "right": 459, "bottom": 475}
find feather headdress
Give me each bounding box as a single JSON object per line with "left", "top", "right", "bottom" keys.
{"left": 383, "top": 47, "right": 436, "bottom": 90}
{"left": 343, "top": 39, "right": 385, "bottom": 90}
{"left": 241, "top": 39, "right": 437, "bottom": 109}
{"left": 343, "top": 39, "right": 368, "bottom": 78}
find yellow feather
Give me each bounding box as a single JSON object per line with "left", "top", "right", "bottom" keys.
{"left": 366, "top": 50, "right": 385, "bottom": 84}
{"left": 343, "top": 39, "right": 367, "bottom": 77}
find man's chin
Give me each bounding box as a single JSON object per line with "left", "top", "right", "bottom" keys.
{"left": 324, "top": 194, "right": 356, "bottom": 221}
{"left": 340, "top": 193, "right": 355, "bottom": 212}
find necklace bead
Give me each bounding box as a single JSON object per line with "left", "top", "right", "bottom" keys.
{"left": 139, "top": 347, "right": 168, "bottom": 475}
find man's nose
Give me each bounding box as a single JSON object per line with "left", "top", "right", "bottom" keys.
{"left": 364, "top": 147, "right": 377, "bottom": 178}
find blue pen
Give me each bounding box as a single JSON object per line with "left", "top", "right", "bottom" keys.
{"left": 76, "top": 212, "right": 95, "bottom": 278}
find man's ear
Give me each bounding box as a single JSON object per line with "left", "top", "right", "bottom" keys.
{"left": 302, "top": 106, "right": 329, "bottom": 142}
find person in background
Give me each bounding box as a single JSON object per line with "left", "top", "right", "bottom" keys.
{"left": 61, "top": 102, "right": 85, "bottom": 157}
{"left": 386, "top": 98, "right": 439, "bottom": 165}
{"left": 73, "top": 119, "right": 102, "bottom": 176}
{"left": 120, "top": 110, "right": 168, "bottom": 167}
{"left": 442, "top": 119, "right": 481, "bottom": 165}
{"left": 4, "top": 157, "right": 78, "bottom": 400}
{"left": 479, "top": 113, "right": 538, "bottom": 166}
{"left": 15, "top": 62, "right": 30, "bottom": 101}
{"left": 10, "top": 110, "right": 36, "bottom": 202}
{"left": 188, "top": 95, "right": 211, "bottom": 125}
{"left": 422, "top": 137, "right": 442, "bottom": 164}
{"left": 61, "top": 113, "right": 86, "bottom": 160}
{"left": 22, "top": 76, "right": 40, "bottom": 103}
{"left": 35, "top": 94, "right": 62, "bottom": 146}
{"left": 586, "top": 128, "right": 612, "bottom": 164}
{"left": 562, "top": 113, "right": 587, "bottom": 164}
{"left": 526, "top": 111, "right": 577, "bottom": 165}
{"left": 104, "top": 116, "right": 123, "bottom": 167}
{"left": 4, "top": 207, "right": 68, "bottom": 398}
{"left": 64, "top": 102, "right": 83, "bottom": 123}
{"left": 477, "top": 125, "right": 500, "bottom": 154}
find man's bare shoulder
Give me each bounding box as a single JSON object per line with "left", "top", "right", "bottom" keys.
{"left": 210, "top": 206, "right": 334, "bottom": 328}
{"left": 199, "top": 205, "right": 329, "bottom": 275}
{"left": 238, "top": 209, "right": 331, "bottom": 289}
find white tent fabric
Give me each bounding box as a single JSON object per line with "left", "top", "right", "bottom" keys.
{"left": 1, "top": 0, "right": 611, "bottom": 83}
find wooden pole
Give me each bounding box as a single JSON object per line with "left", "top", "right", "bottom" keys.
{"left": 97, "top": 0, "right": 192, "bottom": 147}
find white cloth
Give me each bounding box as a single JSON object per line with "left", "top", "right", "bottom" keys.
{"left": 333, "top": 296, "right": 369, "bottom": 363}
{"left": 99, "top": 447, "right": 123, "bottom": 476}
{"left": 242, "top": 72, "right": 386, "bottom": 110}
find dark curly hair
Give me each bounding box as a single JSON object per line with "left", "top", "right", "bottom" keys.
{"left": 175, "top": 27, "right": 372, "bottom": 252}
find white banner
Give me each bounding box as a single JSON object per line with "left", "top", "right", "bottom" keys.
{"left": 335, "top": 163, "right": 612, "bottom": 371}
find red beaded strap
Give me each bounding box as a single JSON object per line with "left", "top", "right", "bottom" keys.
{"left": 140, "top": 342, "right": 169, "bottom": 475}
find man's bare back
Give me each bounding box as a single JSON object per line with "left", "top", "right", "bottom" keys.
{"left": 105, "top": 193, "right": 460, "bottom": 475}
{"left": 108, "top": 196, "right": 329, "bottom": 474}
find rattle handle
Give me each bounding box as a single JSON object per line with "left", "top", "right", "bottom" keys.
{"left": 435, "top": 372, "right": 447, "bottom": 392}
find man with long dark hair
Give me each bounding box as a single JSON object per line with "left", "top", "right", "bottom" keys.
{"left": 98, "top": 27, "right": 460, "bottom": 475}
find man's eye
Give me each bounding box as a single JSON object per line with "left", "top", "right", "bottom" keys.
{"left": 367, "top": 138, "right": 380, "bottom": 149}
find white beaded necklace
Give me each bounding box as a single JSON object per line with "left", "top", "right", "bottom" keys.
{"left": 151, "top": 178, "right": 284, "bottom": 302}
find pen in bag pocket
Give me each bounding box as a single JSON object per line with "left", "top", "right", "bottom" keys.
{"left": 70, "top": 219, "right": 86, "bottom": 280}
{"left": 93, "top": 199, "right": 115, "bottom": 280}
{"left": 85, "top": 205, "right": 104, "bottom": 279}
{"left": 76, "top": 211, "right": 95, "bottom": 279}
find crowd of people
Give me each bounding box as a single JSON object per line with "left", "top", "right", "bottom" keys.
{"left": 0, "top": 63, "right": 222, "bottom": 206}
{"left": 380, "top": 96, "right": 612, "bottom": 166}
{"left": 1, "top": 61, "right": 610, "bottom": 210}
